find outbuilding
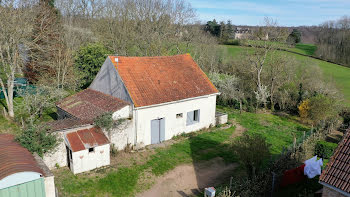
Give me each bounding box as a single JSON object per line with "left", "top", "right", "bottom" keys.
{"left": 64, "top": 127, "right": 110, "bottom": 174}
{"left": 0, "top": 134, "right": 55, "bottom": 197}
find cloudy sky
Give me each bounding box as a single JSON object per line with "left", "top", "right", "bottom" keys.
{"left": 188, "top": 0, "right": 350, "bottom": 26}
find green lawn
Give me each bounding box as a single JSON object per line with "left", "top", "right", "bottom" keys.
{"left": 55, "top": 107, "right": 310, "bottom": 196}
{"left": 54, "top": 126, "right": 236, "bottom": 196}
{"left": 223, "top": 45, "right": 350, "bottom": 105}
{"left": 218, "top": 107, "right": 309, "bottom": 155}
{"left": 290, "top": 43, "right": 317, "bottom": 56}
{"left": 0, "top": 115, "right": 21, "bottom": 134}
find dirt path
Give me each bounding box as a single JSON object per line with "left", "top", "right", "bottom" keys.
{"left": 137, "top": 121, "right": 246, "bottom": 197}
{"left": 230, "top": 120, "right": 247, "bottom": 138}
{"left": 137, "top": 157, "right": 238, "bottom": 197}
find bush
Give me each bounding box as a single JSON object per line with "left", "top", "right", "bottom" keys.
{"left": 16, "top": 125, "right": 58, "bottom": 157}
{"left": 315, "top": 140, "right": 338, "bottom": 159}
{"left": 232, "top": 133, "right": 271, "bottom": 178}
{"left": 94, "top": 112, "right": 114, "bottom": 131}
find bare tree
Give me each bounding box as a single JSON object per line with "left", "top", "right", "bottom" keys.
{"left": 242, "top": 17, "right": 288, "bottom": 109}
{"left": 0, "top": 1, "right": 35, "bottom": 118}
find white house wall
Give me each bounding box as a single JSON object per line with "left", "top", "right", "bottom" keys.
{"left": 134, "top": 95, "right": 217, "bottom": 146}
{"left": 112, "top": 105, "right": 131, "bottom": 120}
{"left": 71, "top": 144, "right": 110, "bottom": 174}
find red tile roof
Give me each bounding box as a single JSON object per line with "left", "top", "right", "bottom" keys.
{"left": 57, "top": 89, "right": 130, "bottom": 121}
{"left": 65, "top": 127, "right": 109, "bottom": 152}
{"left": 320, "top": 131, "right": 350, "bottom": 194}
{"left": 109, "top": 54, "right": 219, "bottom": 107}
{"left": 0, "top": 134, "right": 44, "bottom": 180}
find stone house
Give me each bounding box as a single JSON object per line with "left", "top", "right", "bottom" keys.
{"left": 319, "top": 131, "right": 350, "bottom": 197}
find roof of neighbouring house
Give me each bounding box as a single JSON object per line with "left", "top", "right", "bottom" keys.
{"left": 319, "top": 131, "right": 350, "bottom": 194}
{"left": 65, "top": 127, "right": 109, "bottom": 152}
{"left": 56, "top": 88, "right": 130, "bottom": 121}
{"left": 0, "top": 134, "right": 45, "bottom": 180}
{"left": 109, "top": 54, "right": 219, "bottom": 107}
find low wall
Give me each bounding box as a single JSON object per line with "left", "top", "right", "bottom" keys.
{"left": 215, "top": 112, "right": 228, "bottom": 125}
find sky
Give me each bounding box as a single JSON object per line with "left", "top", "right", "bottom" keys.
{"left": 187, "top": 0, "right": 350, "bottom": 26}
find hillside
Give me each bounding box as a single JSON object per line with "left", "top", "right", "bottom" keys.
{"left": 222, "top": 45, "right": 350, "bottom": 106}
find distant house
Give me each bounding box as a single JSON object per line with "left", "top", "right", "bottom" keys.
{"left": 44, "top": 54, "right": 225, "bottom": 174}
{"left": 234, "top": 27, "right": 251, "bottom": 39}
{"left": 0, "top": 134, "right": 55, "bottom": 197}
{"left": 319, "top": 131, "right": 350, "bottom": 197}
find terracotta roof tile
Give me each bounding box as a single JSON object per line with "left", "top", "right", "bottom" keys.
{"left": 109, "top": 54, "right": 219, "bottom": 107}
{"left": 65, "top": 127, "right": 109, "bottom": 152}
{"left": 320, "top": 130, "right": 350, "bottom": 194}
{"left": 0, "top": 134, "right": 44, "bottom": 180}
{"left": 57, "top": 89, "right": 130, "bottom": 121}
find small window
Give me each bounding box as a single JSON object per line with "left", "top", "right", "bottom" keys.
{"left": 186, "top": 109, "right": 200, "bottom": 125}
{"left": 176, "top": 113, "right": 183, "bottom": 118}
{"left": 88, "top": 147, "right": 94, "bottom": 152}
{"left": 193, "top": 110, "right": 199, "bottom": 122}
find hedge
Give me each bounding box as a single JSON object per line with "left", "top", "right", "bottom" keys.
{"left": 315, "top": 140, "right": 338, "bottom": 159}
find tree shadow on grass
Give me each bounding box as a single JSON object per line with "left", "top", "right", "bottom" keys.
{"left": 176, "top": 128, "right": 237, "bottom": 196}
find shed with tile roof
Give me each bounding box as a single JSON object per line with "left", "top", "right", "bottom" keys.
{"left": 319, "top": 130, "right": 350, "bottom": 197}
{"left": 64, "top": 127, "right": 110, "bottom": 174}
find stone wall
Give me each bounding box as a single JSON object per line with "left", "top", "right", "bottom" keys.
{"left": 103, "top": 119, "right": 134, "bottom": 150}
{"left": 322, "top": 186, "right": 348, "bottom": 197}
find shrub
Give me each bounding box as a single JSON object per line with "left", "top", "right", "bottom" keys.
{"left": 315, "top": 140, "right": 338, "bottom": 159}
{"left": 16, "top": 125, "right": 58, "bottom": 157}
{"left": 94, "top": 112, "right": 114, "bottom": 131}
{"left": 232, "top": 133, "right": 271, "bottom": 178}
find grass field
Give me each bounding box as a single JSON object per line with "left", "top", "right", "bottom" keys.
{"left": 289, "top": 43, "right": 317, "bottom": 56}
{"left": 222, "top": 45, "right": 350, "bottom": 105}
{"left": 54, "top": 107, "right": 309, "bottom": 196}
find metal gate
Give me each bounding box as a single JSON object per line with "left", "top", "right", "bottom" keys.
{"left": 151, "top": 118, "right": 165, "bottom": 144}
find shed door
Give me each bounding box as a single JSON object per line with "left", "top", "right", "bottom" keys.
{"left": 151, "top": 118, "right": 165, "bottom": 144}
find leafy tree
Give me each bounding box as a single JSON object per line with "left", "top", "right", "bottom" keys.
{"left": 232, "top": 133, "right": 271, "bottom": 178}
{"left": 308, "top": 94, "right": 339, "bottom": 126}
{"left": 74, "top": 43, "right": 113, "bottom": 88}
{"left": 16, "top": 86, "right": 67, "bottom": 125}
{"left": 16, "top": 125, "right": 58, "bottom": 157}
{"left": 205, "top": 19, "right": 221, "bottom": 37}
{"left": 287, "top": 28, "right": 301, "bottom": 44}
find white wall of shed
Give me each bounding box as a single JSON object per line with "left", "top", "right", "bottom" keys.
{"left": 70, "top": 144, "right": 110, "bottom": 174}
{"left": 44, "top": 176, "right": 56, "bottom": 197}
{"left": 134, "top": 95, "right": 217, "bottom": 146}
